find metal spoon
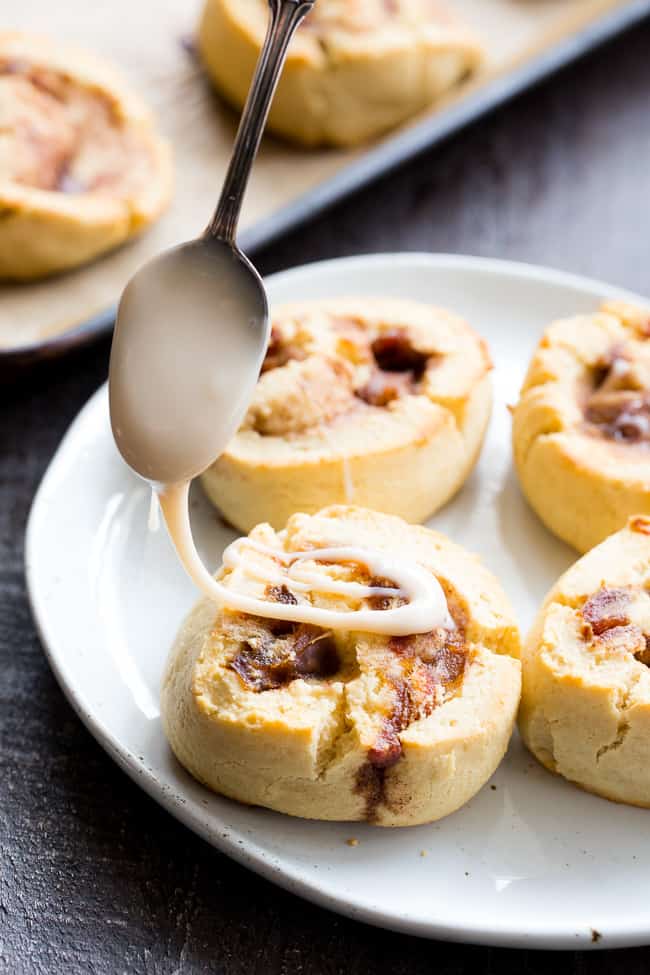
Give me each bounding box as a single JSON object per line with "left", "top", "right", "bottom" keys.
{"left": 109, "top": 0, "right": 315, "bottom": 485}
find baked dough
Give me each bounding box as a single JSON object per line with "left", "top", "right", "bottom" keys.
{"left": 197, "top": 0, "right": 483, "bottom": 147}
{"left": 201, "top": 296, "right": 493, "bottom": 533}
{"left": 519, "top": 515, "right": 650, "bottom": 806}
{"left": 162, "top": 506, "right": 521, "bottom": 826}
{"left": 0, "top": 33, "right": 173, "bottom": 279}
{"left": 512, "top": 301, "right": 650, "bottom": 553}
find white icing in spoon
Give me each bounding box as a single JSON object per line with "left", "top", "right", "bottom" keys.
{"left": 159, "top": 482, "right": 453, "bottom": 636}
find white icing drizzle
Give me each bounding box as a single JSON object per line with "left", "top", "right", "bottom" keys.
{"left": 159, "top": 481, "right": 453, "bottom": 636}
{"left": 148, "top": 489, "right": 160, "bottom": 533}
{"left": 222, "top": 537, "right": 401, "bottom": 598}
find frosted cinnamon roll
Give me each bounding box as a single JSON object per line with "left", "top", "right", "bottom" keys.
{"left": 201, "top": 297, "right": 493, "bottom": 532}
{"left": 512, "top": 301, "right": 650, "bottom": 553}
{"left": 162, "top": 506, "right": 521, "bottom": 826}
{"left": 520, "top": 515, "right": 650, "bottom": 806}
{"left": 0, "top": 33, "right": 172, "bottom": 279}
{"left": 197, "top": 0, "right": 483, "bottom": 146}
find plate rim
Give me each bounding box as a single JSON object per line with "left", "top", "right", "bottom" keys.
{"left": 25, "top": 252, "right": 650, "bottom": 950}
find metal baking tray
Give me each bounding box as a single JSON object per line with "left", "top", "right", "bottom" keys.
{"left": 4, "top": 0, "right": 650, "bottom": 368}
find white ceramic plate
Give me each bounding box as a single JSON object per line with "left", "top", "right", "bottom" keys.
{"left": 26, "top": 254, "right": 650, "bottom": 951}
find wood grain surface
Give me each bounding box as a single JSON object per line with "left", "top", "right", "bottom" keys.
{"left": 3, "top": 19, "right": 650, "bottom": 975}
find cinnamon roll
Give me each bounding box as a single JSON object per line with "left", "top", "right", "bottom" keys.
{"left": 201, "top": 296, "right": 493, "bottom": 532}
{"left": 0, "top": 33, "right": 172, "bottom": 279}
{"left": 512, "top": 301, "right": 650, "bottom": 552}
{"left": 161, "top": 506, "right": 521, "bottom": 826}
{"left": 520, "top": 515, "right": 650, "bottom": 806}
{"left": 197, "top": 0, "right": 483, "bottom": 146}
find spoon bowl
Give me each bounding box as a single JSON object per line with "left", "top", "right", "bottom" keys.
{"left": 109, "top": 238, "right": 268, "bottom": 484}
{"left": 108, "top": 0, "right": 314, "bottom": 486}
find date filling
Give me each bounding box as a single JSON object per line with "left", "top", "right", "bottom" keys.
{"left": 356, "top": 329, "right": 430, "bottom": 407}
{"left": 581, "top": 586, "right": 650, "bottom": 666}
{"left": 227, "top": 576, "right": 468, "bottom": 819}
{"left": 228, "top": 584, "right": 340, "bottom": 691}
{"left": 354, "top": 588, "right": 467, "bottom": 820}
{"left": 584, "top": 346, "right": 650, "bottom": 445}
{"left": 260, "top": 320, "right": 434, "bottom": 409}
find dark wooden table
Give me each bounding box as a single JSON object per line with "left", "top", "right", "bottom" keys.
{"left": 3, "top": 21, "right": 650, "bottom": 974}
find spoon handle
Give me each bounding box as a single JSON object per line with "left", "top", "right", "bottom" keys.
{"left": 205, "top": 0, "right": 315, "bottom": 243}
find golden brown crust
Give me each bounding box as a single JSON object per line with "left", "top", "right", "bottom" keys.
{"left": 197, "top": 0, "right": 483, "bottom": 146}
{"left": 201, "top": 297, "right": 493, "bottom": 532}
{"left": 0, "top": 32, "right": 172, "bottom": 279}
{"left": 519, "top": 517, "right": 650, "bottom": 807}
{"left": 512, "top": 301, "right": 650, "bottom": 553}
{"left": 162, "top": 506, "right": 521, "bottom": 826}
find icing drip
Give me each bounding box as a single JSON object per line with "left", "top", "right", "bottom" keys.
{"left": 159, "top": 482, "right": 453, "bottom": 636}
{"left": 148, "top": 488, "right": 160, "bottom": 532}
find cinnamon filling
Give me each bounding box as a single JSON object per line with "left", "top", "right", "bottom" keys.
{"left": 581, "top": 586, "right": 650, "bottom": 666}
{"left": 228, "top": 565, "right": 466, "bottom": 820}
{"left": 229, "top": 620, "right": 340, "bottom": 692}
{"left": 260, "top": 325, "right": 306, "bottom": 374}
{"left": 357, "top": 329, "right": 431, "bottom": 407}
{"left": 354, "top": 630, "right": 467, "bottom": 821}
{"left": 355, "top": 589, "right": 468, "bottom": 820}
{"left": 228, "top": 581, "right": 340, "bottom": 690}
{"left": 630, "top": 516, "right": 650, "bottom": 536}
{"left": 371, "top": 586, "right": 466, "bottom": 765}
{"left": 0, "top": 58, "right": 149, "bottom": 196}
{"left": 254, "top": 320, "right": 436, "bottom": 430}
{"left": 366, "top": 574, "right": 406, "bottom": 611}
{"left": 265, "top": 583, "right": 298, "bottom": 606}
{"left": 585, "top": 393, "right": 650, "bottom": 444}
{"left": 582, "top": 587, "right": 630, "bottom": 635}
{"left": 368, "top": 628, "right": 467, "bottom": 769}
{"left": 584, "top": 348, "right": 650, "bottom": 445}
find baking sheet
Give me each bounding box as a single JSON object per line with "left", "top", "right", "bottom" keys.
{"left": 3, "top": 0, "right": 650, "bottom": 357}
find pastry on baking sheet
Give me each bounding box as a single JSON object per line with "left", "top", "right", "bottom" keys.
{"left": 0, "top": 33, "right": 172, "bottom": 280}
{"left": 161, "top": 506, "right": 521, "bottom": 826}
{"left": 519, "top": 515, "right": 650, "bottom": 807}
{"left": 197, "top": 0, "right": 483, "bottom": 147}
{"left": 512, "top": 301, "right": 650, "bottom": 553}
{"left": 201, "top": 297, "right": 493, "bottom": 532}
